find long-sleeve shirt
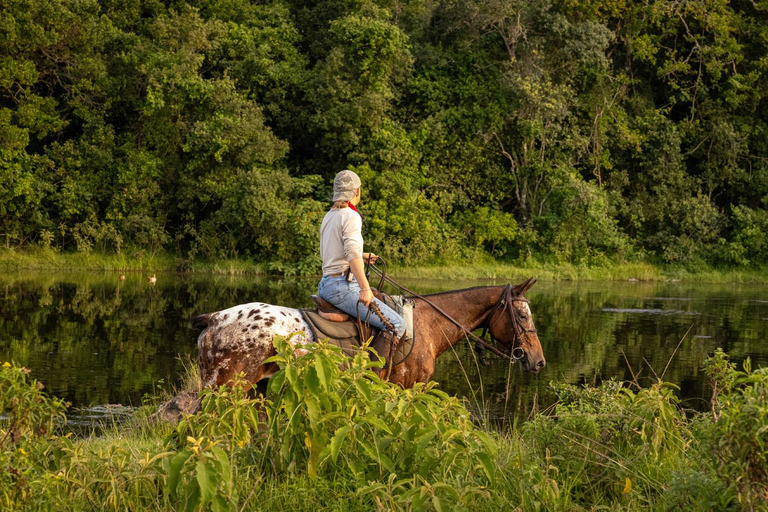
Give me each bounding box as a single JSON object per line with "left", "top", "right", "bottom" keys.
{"left": 320, "top": 207, "right": 363, "bottom": 275}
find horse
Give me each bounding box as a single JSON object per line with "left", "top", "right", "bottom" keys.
{"left": 191, "top": 278, "right": 545, "bottom": 391}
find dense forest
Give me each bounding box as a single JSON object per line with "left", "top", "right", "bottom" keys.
{"left": 2, "top": 0, "right": 768, "bottom": 273}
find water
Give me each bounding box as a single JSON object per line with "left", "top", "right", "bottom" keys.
{"left": 1, "top": 271, "right": 766, "bottom": 425}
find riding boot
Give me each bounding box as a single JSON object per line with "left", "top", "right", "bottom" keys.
{"left": 384, "top": 332, "right": 408, "bottom": 380}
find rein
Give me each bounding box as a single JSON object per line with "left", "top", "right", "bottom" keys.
{"left": 366, "top": 260, "right": 532, "bottom": 363}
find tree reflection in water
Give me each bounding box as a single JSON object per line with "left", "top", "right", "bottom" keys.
{"left": 0, "top": 273, "right": 766, "bottom": 423}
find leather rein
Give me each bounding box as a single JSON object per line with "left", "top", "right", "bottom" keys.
{"left": 367, "top": 261, "right": 534, "bottom": 362}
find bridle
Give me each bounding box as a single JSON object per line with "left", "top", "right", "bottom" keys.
{"left": 479, "top": 284, "right": 537, "bottom": 361}
{"left": 367, "top": 260, "right": 535, "bottom": 363}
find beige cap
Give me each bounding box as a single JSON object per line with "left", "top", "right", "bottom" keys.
{"left": 332, "top": 170, "right": 361, "bottom": 202}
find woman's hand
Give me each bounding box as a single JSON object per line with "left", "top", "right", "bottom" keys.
{"left": 359, "top": 287, "right": 373, "bottom": 306}
{"left": 363, "top": 253, "right": 379, "bottom": 264}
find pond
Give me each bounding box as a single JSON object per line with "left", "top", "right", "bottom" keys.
{"left": 1, "top": 271, "right": 766, "bottom": 425}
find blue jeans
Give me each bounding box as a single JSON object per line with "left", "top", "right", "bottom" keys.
{"left": 318, "top": 275, "right": 406, "bottom": 338}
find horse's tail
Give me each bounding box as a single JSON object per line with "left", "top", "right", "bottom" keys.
{"left": 191, "top": 313, "right": 213, "bottom": 330}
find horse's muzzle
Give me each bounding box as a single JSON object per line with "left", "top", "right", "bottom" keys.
{"left": 528, "top": 357, "right": 546, "bottom": 373}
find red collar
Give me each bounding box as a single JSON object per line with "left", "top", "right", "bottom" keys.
{"left": 348, "top": 202, "right": 358, "bottom": 213}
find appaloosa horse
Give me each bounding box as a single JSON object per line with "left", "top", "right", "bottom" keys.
{"left": 192, "top": 278, "right": 545, "bottom": 390}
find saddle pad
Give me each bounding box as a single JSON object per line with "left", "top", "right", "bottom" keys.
{"left": 301, "top": 309, "right": 376, "bottom": 358}
{"left": 381, "top": 294, "right": 415, "bottom": 342}
{"left": 302, "top": 299, "right": 416, "bottom": 367}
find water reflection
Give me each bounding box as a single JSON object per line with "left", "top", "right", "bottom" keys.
{"left": 0, "top": 273, "right": 766, "bottom": 422}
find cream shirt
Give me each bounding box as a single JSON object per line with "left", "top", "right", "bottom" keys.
{"left": 320, "top": 207, "right": 363, "bottom": 275}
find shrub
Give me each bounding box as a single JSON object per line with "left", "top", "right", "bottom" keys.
{"left": 523, "top": 379, "right": 697, "bottom": 506}
{"left": 169, "top": 334, "right": 498, "bottom": 509}
{"left": 702, "top": 350, "right": 768, "bottom": 509}
{"left": 0, "top": 361, "right": 68, "bottom": 507}
{"left": 263, "top": 335, "right": 497, "bottom": 509}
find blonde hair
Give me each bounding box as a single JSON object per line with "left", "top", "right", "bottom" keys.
{"left": 332, "top": 200, "right": 349, "bottom": 209}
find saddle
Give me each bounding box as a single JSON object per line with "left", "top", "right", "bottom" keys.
{"left": 301, "top": 294, "right": 415, "bottom": 367}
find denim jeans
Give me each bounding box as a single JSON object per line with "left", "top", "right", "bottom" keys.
{"left": 318, "top": 275, "right": 406, "bottom": 338}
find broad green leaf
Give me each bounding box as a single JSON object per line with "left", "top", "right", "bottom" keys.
{"left": 196, "top": 459, "right": 217, "bottom": 505}
{"left": 285, "top": 364, "right": 298, "bottom": 387}
{"left": 432, "top": 494, "right": 447, "bottom": 512}
{"left": 433, "top": 483, "right": 460, "bottom": 500}
{"left": 415, "top": 430, "right": 437, "bottom": 459}
{"left": 212, "top": 494, "right": 234, "bottom": 512}
{"left": 305, "top": 365, "right": 320, "bottom": 397}
{"left": 184, "top": 484, "right": 201, "bottom": 512}
{"left": 331, "top": 425, "right": 352, "bottom": 463}
{"left": 314, "top": 353, "right": 329, "bottom": 390}
{"left": 354, "top": 379, "right": 373, "bottom": 402}
{"left": 359, "top": 415, "right": 393, "bottom": 434}
{"left": 165, "top": 449, "right": 191, "bottom": 497}
{"left": 267, "top": 370, "right": 286, "bottom": 396}
{"left": 476, "top": 452, "right": 496, "bottom": 484}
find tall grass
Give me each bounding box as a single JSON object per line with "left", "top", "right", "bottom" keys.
{"left": 2, "top": 246, "right": 768, "bottom": 282}
{"left": 1, "top": 345, "right": 766, "bottom": 510}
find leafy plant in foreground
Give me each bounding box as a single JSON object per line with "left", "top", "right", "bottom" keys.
{"left": 0, "top": 361, "right": 68, "bottom": 506}
{"left": 702, "top": 350, "right": 768, "bottom": 509}
{"left": 523, "top": 378, "right": 706, "bottom": 507}
{"left": 262, "top": 335, "right": 498, "bottom": 510}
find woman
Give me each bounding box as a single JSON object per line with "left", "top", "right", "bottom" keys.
{"left": 317, "top": 170, "right": 406, "bottom": 341}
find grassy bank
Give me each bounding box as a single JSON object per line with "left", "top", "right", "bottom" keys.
{"left": 0, "top": 247, "right": 269, "bottom": 275}
{"left": 1, "top": 247, "right": 767, "bottom": 283}
{"left": 2, "top": 341, "right": 765, "bottom": 511}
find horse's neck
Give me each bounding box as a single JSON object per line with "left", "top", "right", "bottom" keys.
{"left": 417, "top": 286, "right": 504, "bottom": 357}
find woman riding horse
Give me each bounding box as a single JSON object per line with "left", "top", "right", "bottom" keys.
{"left": 317, "top": 170, "right": 406, "bottom": 341}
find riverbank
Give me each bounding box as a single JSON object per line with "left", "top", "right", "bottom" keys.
{"left": 1, "top": 247, "right": 766, "bottom": 283}
{"left": 1, "top": 346, "right": 761, "bottom": 510}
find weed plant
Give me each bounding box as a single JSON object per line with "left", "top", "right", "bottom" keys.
{"left": 1, "top": 345, "right": 766, "bottom": 510}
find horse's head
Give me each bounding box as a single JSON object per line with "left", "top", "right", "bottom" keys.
{"left": 487, "top": 277, "right": 546, "bottom": 374}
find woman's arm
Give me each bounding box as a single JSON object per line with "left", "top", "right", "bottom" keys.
{"left": 349, "top": 257, "right": 373, "bottom": 306}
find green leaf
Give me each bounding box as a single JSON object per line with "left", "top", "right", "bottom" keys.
{"left": 433, "top": 483, "right": 460, "bottom": 500}
{"left": 211, "top": 494, "right": 233, "bottom": 512}
{"left": 354, "top": 379, "right": 373, "bottom": 402}
{"left": 165, "top": 449, "right": 191, "bottom": 498}
{"left": 183, "top": 483, "right": 201, "bottom": 512}
{"left": 476, "top": 451, "right": 496, "bottom": 484}
{"left": 305, "top": 366, "right": 320, "bottom": 397}
{"left": 359, "top": 415, "right": 393, "bottom": 434}
{"left": 285, "top": 364, "right": 298, "bottom": 387}
{"left": 196, "top": 459, "right": 217, "bottom": 505}
{"left": 415, "top": 430, "right": 437, "bottom": 459}
{"left": 267, "top": 370, "right": 286, "bottom": 396}
{"left": 432, "top": 494, "right": 447, "bottom": 512}
{"left": 331, "top": 425, "right": 352, "bottom": 463}
{"left": 211, "top": 447, "right": 231, "bottom": 477}
{"left": 314, "top": 353, "right": 329, "bottom": 390}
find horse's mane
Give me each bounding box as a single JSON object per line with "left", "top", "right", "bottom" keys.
{"left": 405, "top": 284, "right": 505, "bottom": 299}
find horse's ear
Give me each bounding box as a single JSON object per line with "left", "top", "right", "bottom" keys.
{"left": 514, "top": 277, "right": 537, "bottom": 296}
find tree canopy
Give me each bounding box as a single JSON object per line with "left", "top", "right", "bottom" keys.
{"left": 2, "top": 0, "right": 767, "bottom": 272}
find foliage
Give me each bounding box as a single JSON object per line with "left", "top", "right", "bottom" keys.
{"left": 0, "top": 361, "right": 68, "bottom": 506}
{"left": 0, "top": 0, "right": 767, "bottom": 270}
{"left": 262, "top": 336, "right": 498, "bottom": 508}
{"left": 170, "top": 336, "right": 499, "bottom": 509}
{"left": 6, "top": 345, "right": 768, "bottom": 510}
{"left": 701, "top": 350, "right": 768, "bottom": 509}
{"left": 521, "top": 379, "right": 701, "bottom": 507}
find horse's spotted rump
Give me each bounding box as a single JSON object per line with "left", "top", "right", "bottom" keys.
{"left": 197, "top": 302, "right": 313, "bottom": 387}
